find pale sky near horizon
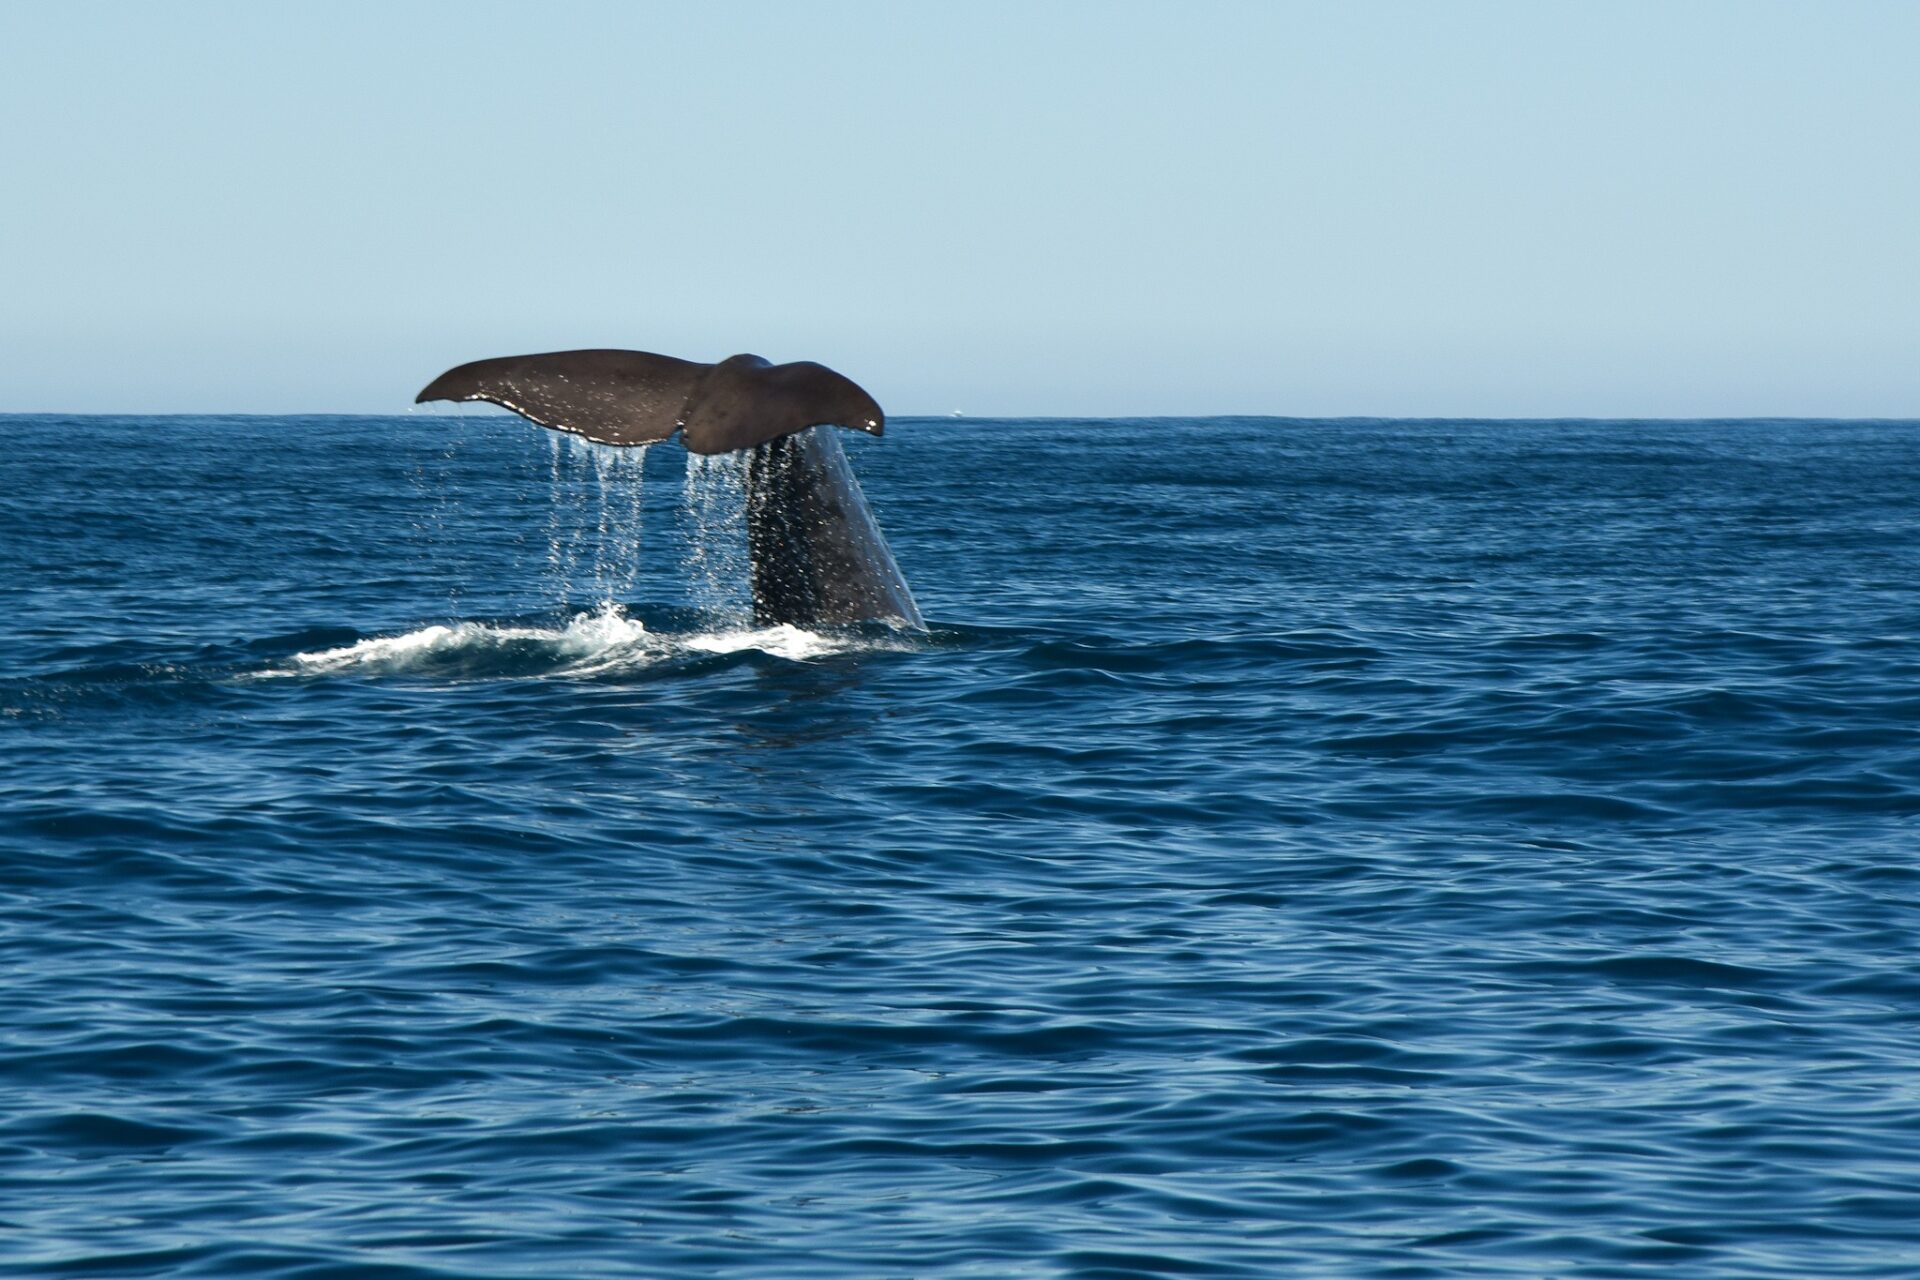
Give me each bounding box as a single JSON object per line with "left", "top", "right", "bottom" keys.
{"left": 1, "top": 1, "right": 1914, "bottom": 417}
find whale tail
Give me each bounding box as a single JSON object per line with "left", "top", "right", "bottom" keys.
{"left": 415, "top": 349, "right": 883, "bottom": 455}
{"left": 417, "top": 349, "right": 922, "bottom": 630}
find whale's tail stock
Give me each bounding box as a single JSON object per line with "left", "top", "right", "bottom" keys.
{"left": 416, "top": 349, "right": 923, "bottom": 631}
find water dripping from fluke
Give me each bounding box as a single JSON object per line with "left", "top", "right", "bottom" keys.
{"left": 546, "top": 435, "right": 651, "bottom": 612}
{"left": 683, "top": 451, "right": 752, "bottom": 628}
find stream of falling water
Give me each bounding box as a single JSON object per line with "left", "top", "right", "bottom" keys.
{"left": 541, "top": 436, "right": 753, "bottom": 622}
{"left": 682, "top": 452, "right": 752, "bottom": 625}
{"left": 547, "top": 434, "right": 648, "bottom": 608}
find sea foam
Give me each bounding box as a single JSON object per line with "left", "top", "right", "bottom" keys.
{"left": 286, "top": 606, "right": 870, "bottom": 678}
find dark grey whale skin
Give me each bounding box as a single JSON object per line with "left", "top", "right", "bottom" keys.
{"left": 416, "top": 349, "right": 922, "bottom": 631}
{"left": 743, "top": 428, "right": 922, "bottom": 630}
{"left": 415, "top": 349, "right": 882, "bottom": 454}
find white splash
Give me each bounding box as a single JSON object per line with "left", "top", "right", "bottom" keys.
{"left": 279, "top": 605, "right": 902, "bottom": 679}
{"left": 290, "top": 605, "right": 655, "bottom": 677}
{"left": 686, "top": 623, "right": 844, "bottom": 662}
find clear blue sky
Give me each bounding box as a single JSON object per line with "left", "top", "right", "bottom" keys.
{"left": 1, "top": 1, "right": 1913, "bottom": 416}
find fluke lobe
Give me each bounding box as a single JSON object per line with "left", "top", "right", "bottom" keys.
{"left": 416, "top": 349, "right": 923, "bottom": 631}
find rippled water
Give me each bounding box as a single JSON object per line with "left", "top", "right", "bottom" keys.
{"left": 6, "top": 413, "right": 1920, "bottom": 1278}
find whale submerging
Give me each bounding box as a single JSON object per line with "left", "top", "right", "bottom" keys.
{"left": 416, "top": 350, "right": 924, "bottom": 631}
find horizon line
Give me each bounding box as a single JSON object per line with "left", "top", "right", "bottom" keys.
{"left": 3, "top": 410, "right": 1917, "bottom": 426}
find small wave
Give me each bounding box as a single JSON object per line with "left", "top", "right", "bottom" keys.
{"left": 280, "top": 606, "right": 905, "bottom": 679}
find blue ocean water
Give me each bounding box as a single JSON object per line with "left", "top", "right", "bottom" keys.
{"left": 5, "top": 413, "right": 1920, "bottom": 1279}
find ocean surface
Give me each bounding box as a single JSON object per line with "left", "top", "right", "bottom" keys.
{"left": 5, "top": 412, "right": 1920, "bottom": 1279}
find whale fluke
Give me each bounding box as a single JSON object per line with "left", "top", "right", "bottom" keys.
{"left": 416, "top": 349, "right": 883, "bottom": 455}
{"left": 415, "top": 347, "right": 923, "bottom": 631}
